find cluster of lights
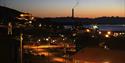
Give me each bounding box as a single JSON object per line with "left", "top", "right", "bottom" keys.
{"left": 97, "top": 31, "right": 112, "bottom": 38}
{"left": 105, "top": 31, "right": 112, "bottom": 38}
{"left": 97, "top": 30, "right": 125, "bottom": 38}
{"left": 85, "top": 28, "right": 125, "bottom": 38}
{"left": 19, "top": 13, "right": 34, "bottom": 20}
{"left": 103, "top": 31, "right": 125, "bottom": 37}
{"left": 113, "top": 32, "right": 125, "bottom": 37}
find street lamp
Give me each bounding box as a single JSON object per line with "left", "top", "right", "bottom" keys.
{"left": 86, "top": 29, "right": 90, "bottom": 32}
{"left": 105, "top": 34, "right": 109, "bottom": 38}
{"left": 46, "top": 38, "right": 49, "bottom": 41}
{"left": 20, "top": 14, "right": 24, "bottom": 17}
{"left": 107, "top": 31, "right": 111, "bottom": 35}
{"left": 20, "top": 33, "right": 23, "bottom": 63}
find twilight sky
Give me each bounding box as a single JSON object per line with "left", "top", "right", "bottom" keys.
{"left": 0, "top": 0, "right": 125, "bottom": 18}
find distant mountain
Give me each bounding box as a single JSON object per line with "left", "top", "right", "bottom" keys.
{"left": 0, "top": 6, "right": 23, "bottom": 24}
{"left": 36, "top": 17, "right": 125, "bottom": 25}
{"left": 93, "top": 17, "right": 125, "bottom": 24}
{"left": 0, "top": 6, "right": 22, "bottom": 18}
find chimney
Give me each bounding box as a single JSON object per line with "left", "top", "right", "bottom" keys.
{"left": 72, "top": 8, "right": 74, "bottom": 18}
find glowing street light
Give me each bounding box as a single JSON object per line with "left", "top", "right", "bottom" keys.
{"left": 105, "top": 34, "right": 109, "bottom": 38}
{"left": 38, "top": 39, "right": 41, "bottom": 42}
{"left": 99, "top": 31, "right": 102, "bottom": 34}
{"left": 46, "top": 38, "right": 49, "bottom": 41}
{"left": 31, "top": 17, "right": 34, "bottom": 20}
{"left": 52, "top": 40, "right": 56, "bottom": 43}
{"left": 86, "top": 29, "right": 90, "bottom": 32}
{"left": 63, "top": 38, "right": 65, "bottom": 40}
{"left": 29, "top": 21, "right": 32, "bottom": 24}
{"left": 39, "top": 23, "right": 42, "bottom": 27}
{"left": 107, "top": 31, "right": 111, "bottom": 35}
{"left": 20, "top": 14, "right": 23, "bottom": 17}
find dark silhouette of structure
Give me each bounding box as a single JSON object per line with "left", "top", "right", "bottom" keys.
{"left": 72, "top": 8, "right": 74, "bottom": 18}
{"left": 0, "top": 28, "right": 20, "bottom": 63}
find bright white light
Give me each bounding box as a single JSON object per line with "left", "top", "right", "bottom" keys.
{"left": 20, "top": 14, "right": 24, "bottom": 17}
{"left": 122, "top": 33, "right": 125, "bottom": 34}
{"left": 107, "top": 31, "right": 111, "bottom": 35}
{"left": 99, "top": 31, "right": 102, "bottom": 34}
{"left": 104, "top": 45, "right": 107, "bottom": 49}
{"left": 39, "top": 23, "right": 42, "bottom": 27}
{"left": 113, "top": 33, "right": 118, "bottom": 37}
{"left": 46, "top": 38, "right": 49, "bottom": 41}
{"left": 104, "top": 45, "right": 109, "bottom": 50}
{"left": 119, "top": 33, "right": 122, "bottom": 35}
{"left": 31, "top": 17, "right": 34, "bottom": 20}
{"left": 38, "top": 39, "right": 41, "bottom": 42}
{"left": 29, "top": 21, "right": 32, "bottom": 24}
{"left": 52, "top": 40, "right": 56, "bottom": 42}
{"left": 60, "top": 35, "right": 64, "bottom": 37}
{"left": 93, "top": 25, "right": 98, "bottom": 29}
{"left": 63, "top": 38, "right": 65, "bottom": 40}
{"left": 105, "top": 34, "right": 109, "bottom": 38}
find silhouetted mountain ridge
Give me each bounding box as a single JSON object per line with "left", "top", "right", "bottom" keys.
{"left": 0, "top": 6, "right": 22, "bottom": 17}
{"left": 37, "top": 17, "right": 125, "bottom": 25}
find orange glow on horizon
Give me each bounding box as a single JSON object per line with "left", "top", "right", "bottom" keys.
{"left": 32, "top": 12, "right": 124, "bottom": 18}
{"left": 30, "top": 8, "right": 125, "bottom": 18}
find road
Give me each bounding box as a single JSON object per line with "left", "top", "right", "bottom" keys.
{"left": 23, "top": 44, "right": 76, "bottom": 63}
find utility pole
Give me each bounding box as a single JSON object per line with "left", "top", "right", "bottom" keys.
{"left": 20, "top": 33, "right": 23, "bottom": 63}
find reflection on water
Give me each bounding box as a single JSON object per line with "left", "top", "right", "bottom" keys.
{"left": 83, "top": 25, "right": 125, "bottom": 31}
